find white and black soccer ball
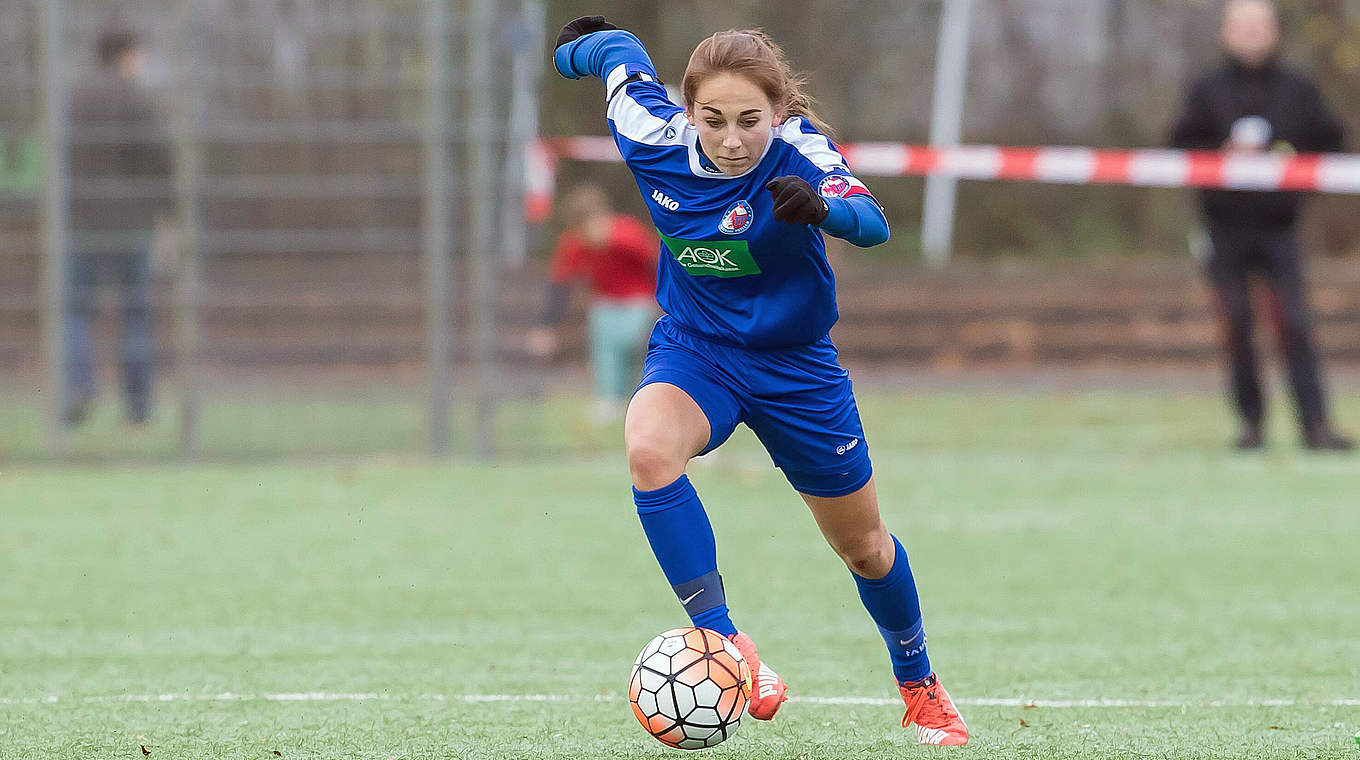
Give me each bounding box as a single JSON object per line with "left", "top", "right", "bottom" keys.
{"left": 628, "top": 627, "right": 751, "bottom": 750}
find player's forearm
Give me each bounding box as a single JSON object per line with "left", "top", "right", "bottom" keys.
{"left": 821, "top": 195, "right": 890, "bottom": 248}
{"left": 555, "top": 30, "right": 657, "bottom": 82}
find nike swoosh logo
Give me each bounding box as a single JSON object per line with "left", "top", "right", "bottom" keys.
{"left": 680, "top": 589, "right": 704, "bottom": 605}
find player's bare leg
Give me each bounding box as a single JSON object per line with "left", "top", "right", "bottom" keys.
{"left": 627, "top": 382, "right": 788, "bottom": 720}
{"left": 800, "top": 478, "right": 894, "bottom": 577}
{"left": 802, "top": 480, "right": 969, "bottom": 745}
{"left": 624, "top": 382, "right": 708, "bottom": 490}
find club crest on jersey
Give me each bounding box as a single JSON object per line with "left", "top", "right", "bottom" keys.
{"left": 718, "top": 200, "right": 753, "bottom": 235}
{"left": 819, "top": 175, "right": 852, "bottom": 198}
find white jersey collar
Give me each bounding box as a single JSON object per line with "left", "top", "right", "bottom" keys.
{"left": 685, "top": 124, "right": 775, "bottom": 180}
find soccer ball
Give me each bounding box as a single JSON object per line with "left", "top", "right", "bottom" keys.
{"left": 628, "top": 627, "right": 751, "bottom": 750}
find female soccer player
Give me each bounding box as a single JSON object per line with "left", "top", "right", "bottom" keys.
{"left": 554, "top": 17, "right": 969, "bottom": 745}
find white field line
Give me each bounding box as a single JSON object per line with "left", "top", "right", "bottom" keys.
{"left": 1, "top": 693, "right": 1357, "bottom": 708}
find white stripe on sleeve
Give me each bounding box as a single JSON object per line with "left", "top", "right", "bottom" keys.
{"left": 606, "top": 67, "right": 687, "bottom": 148}
{"left": 778, "top": 117, "right": 849, "bottom": 172}
{"left": 604, "top": 64, "right": 655, "bottom": 102}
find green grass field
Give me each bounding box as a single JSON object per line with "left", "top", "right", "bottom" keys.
{"left": 2, "top": 389, "right": 1358, "bottom": 759}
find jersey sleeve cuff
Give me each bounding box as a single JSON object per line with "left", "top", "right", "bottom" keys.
{"left": 820, "top": 195, "right": 890, "bottom": 247}
{"left": 554, "top": 42, "right": 585, "bottom": 79}
{"left": 554, "top": 30, "right": 656, "bottom": 82}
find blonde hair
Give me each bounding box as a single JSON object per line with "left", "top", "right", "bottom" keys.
{"left": 682, "top": 29, "right": 835, "bottom": 139}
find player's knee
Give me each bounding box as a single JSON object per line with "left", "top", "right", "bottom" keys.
{"left": 833, "top": 527, "right": 893, "bottom": 579}
{"left": 843, "top": 546, "right": 888, "bottom": 579}
{"left": 626, "top": 434, "right": 687, "bottom": 491}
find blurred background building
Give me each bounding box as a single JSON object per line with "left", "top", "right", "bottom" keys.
{"left": 1, "top": 0, "right": 1357, "bottom": 460}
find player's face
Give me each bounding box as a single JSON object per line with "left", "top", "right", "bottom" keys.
{"left": 687, "top": 72, "right": 782, "bottom": 176}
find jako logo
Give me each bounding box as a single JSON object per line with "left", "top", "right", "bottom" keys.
{"left": 836, "top": 438, "right": 860, "bottom": 456}
{"left": 718, "top": 200, "right": 753, "bottom": 234}
{"left": 650, "top": 189, "right": 680, "bottom": 211}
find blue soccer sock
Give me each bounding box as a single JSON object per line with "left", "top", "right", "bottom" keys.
{"left": 634, "top": 475, "right": 737, "bottom": 637}
{"left": 851, "top": 534, "right": 932, "bottom": 684}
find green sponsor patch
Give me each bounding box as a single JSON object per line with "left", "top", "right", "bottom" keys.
{"left": 659, "top": 232, "right": 762, "bottom": 278}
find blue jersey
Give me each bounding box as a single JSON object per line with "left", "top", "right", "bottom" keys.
{"left": 557, "top": 31, "right": 889, "bottom": 349}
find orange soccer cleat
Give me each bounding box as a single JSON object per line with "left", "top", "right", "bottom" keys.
{"left": 899, "top": 673, "right": 969, "bottom": 746}
{"left": 726, "top": 631, "right": 787, "bottom": 720}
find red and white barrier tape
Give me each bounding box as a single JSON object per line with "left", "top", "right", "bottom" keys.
{"left": 527, "top": 138, "right": 1360, "bottom": 222}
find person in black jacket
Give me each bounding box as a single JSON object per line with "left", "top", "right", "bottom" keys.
{"left": 1170, "top": 0, "right": 1352, "bottom": 451}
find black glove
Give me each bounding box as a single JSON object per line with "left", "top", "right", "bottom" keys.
{"left": 556, "top": 15, "right": 617, "bottom": 49}
{"left": 766, "top": 176, "right": 829, "bottom": 226}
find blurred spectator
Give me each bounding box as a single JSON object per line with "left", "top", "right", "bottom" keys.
{"left": 64, "top": 29, "right": 173, "bottom": 427}
{"left": 528, "top": 184, "right": 658, "bottom": 422}
{"left": 1170, "top": 0, "right": 1352, "bottom": 451}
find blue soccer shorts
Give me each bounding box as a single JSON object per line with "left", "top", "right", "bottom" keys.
{"left": 635, "top": 316, "right": 873, "bottom": 498}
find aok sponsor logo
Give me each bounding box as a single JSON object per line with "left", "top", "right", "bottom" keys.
{"left": 659, "top": 233, "right": 762, "bottom": 278}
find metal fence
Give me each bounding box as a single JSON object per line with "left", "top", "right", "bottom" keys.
{"left": 0, "top": 0, "right": 551, "bottom": 460}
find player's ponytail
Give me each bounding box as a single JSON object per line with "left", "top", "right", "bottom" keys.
{"left": 682, "top": 29, "right": 836, "bottom": 140}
